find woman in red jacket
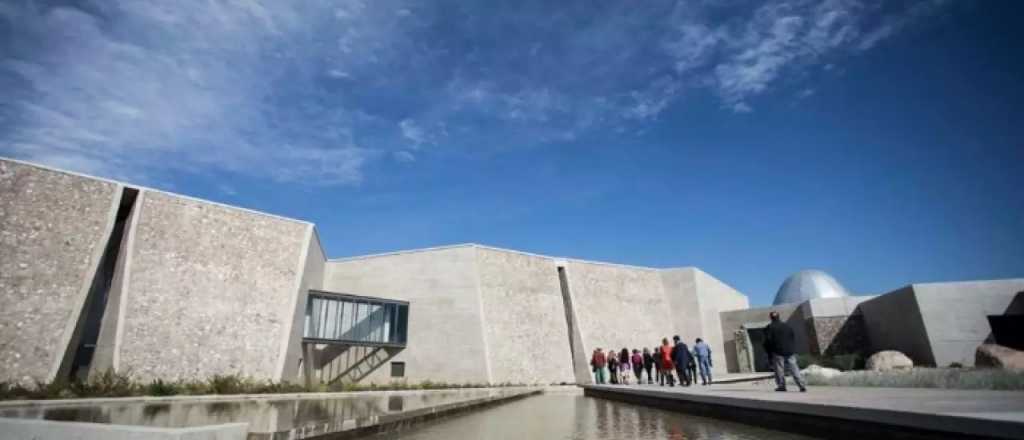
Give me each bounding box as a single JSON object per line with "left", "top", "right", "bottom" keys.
{"left": 660, "top": 338, "right": 676, "bottom": 386}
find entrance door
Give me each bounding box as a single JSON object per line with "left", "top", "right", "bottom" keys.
{"left": 746, "top": 328, "right": 772, "bottom": 372}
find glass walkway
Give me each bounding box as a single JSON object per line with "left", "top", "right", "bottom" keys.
{"left": 303, "top": 290, "right": 409, "bottom": 347}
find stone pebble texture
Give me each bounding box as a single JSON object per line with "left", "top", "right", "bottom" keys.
{"left": 808, "top": 315, "right": 869, "bottom": 357}
{"left": 0, "top": 160, "right": 119, "bottom": 384}
{"left": 566, "top": 261, "right": 678, "bottom": 368}
{"left": 323, "top": 246, "right": 492, "bottom": 385}
{"left": 475, "top": 247, "right": 575, "bottom": 385}
{"left": 118, "top": 191, "right": 307, "bottom": 382}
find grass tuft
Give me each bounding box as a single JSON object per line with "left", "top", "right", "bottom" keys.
{"left": 804, "top": 367, "right": 1024, "bottom": 390}
{"left": 1, "top": 371, "right": 526, "bottom": 401}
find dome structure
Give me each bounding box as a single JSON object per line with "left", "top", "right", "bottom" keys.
{"left": 772, "top": 270, "right": 852, "bottom": 305}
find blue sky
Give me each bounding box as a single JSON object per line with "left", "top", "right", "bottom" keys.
{"left": 1, "top": 0, "right": 1021, "bottom": 305}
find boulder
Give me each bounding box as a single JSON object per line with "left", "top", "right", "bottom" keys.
{"left": 802, "top": 364, "right": 842, "bottom": 379}
{"left": 975, "top": 344, "right": 1024, "bottom": 370}
{"left": 866, "top": 350, "right": 913, "bottom": 371}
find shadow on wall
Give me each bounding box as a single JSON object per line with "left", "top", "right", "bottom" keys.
{"left": 305, "top": 345, "right": 403, "bottom": 384}
{"left": 986, "top": 290, "right": 1024, "bottom": 350}
{"left": 812, "top": 315, "right": 870, "bottom": 358}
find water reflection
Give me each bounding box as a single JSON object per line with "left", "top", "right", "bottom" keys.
{"left": 0, "top": 388, "right": 524, "bottom": 439}
{"left": 376, "top": 392, "right": 821, "bottom": 440}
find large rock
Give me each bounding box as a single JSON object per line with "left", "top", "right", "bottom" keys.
{"left": 866, "top": 350, "right": 914, "bottom": 371}
{"left": 975, "top": 344, "right": 1024, "bottom": 370}
{"left": 802, "top": 364, "right": 842, "bottom": 379}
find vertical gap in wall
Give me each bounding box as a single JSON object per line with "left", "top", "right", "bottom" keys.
{"left": 557, "top": 266, "right": 589, "bottom": 384}
{"left": 60, "top": 187, "right": 139, "bottom": 381}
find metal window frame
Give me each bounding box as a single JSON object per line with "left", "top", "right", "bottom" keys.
{"left": 303, "top": 290, "right": 409, "bottom": 347}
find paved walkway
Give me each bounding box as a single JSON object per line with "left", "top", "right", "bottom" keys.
{"left": 584, "top": 383, "right": 1024, "bottom": 439}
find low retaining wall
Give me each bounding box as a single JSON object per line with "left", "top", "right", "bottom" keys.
{"left": 0, "top": 388, "right": 542, "bottom": 440}
{"left": 0, "top": 418, "right": 247, "bottom": 440}
{"left": 582, "top": 385, "right": 1023, "bottom": 440}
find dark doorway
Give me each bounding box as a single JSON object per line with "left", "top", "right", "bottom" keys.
{"left": 746, "top": 328, "right": 771, "bottom": 372}
{"left": 988, "top": 315, "right": 1024, "bottom": 350}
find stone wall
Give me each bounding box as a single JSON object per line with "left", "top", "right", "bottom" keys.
{"left": 0, "top": 160, "right": 120, "bottom": 384}
{"left": 279, "top": 227, "right": 321, "bottom": 382}
{"left": 807, "top": 315, "right": 869, "bottom": 356}
{"left": 475, "top": 247, "right": 575, "bottom": 384}
{"left": 912, "top": 279, "right": 1024, "bottom": 367}
{"left": 565, "top": 260, "right": 676, "bottom": 366}
{"left": 116, "top": 190, "right": 308, "bottom": 381}
{"left": 693, "top": 269, "right": 749, "bottom": 373}
{"left": 322, "top": 246, "right": 491, "bottom": 385}
{"left": 859, "top": 286, "right": 934, "bottom": 366}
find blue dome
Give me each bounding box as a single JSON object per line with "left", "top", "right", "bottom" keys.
{"left": 772, "top": 270, "right": 851, "bottom": 305}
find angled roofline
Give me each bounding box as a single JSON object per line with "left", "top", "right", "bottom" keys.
{"left": 1, "top": 156, "right": 313, "bottom": 227}
{"left": 329, "top": 242, "right": 697, "bottom": 272}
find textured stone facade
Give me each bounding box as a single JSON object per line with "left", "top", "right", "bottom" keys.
{"left": 566, "top": 261, "right": 677, "bottom": 366}
{"left": 0, "top": 160, "right": 119, "bottom": 384}
{"left": 116, "top": 190, "right": 308, "bottom": 381}
{"left": 1, "top": 159, "right": 753, "bottom": 386}
{"left": 322, "top": 246, "right": 491, "bottom": 385}
{"left": 807, "top": 315, "right": 869, "bottom": 356}
{"left": 475, "top": 247, "right": 575, "bottom": 384}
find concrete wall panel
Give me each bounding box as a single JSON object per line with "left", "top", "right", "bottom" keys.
{"left": 279, "top": 227, "right": 322, "bottom": 382}
{"left": 660, "top": 269, "right": 703, "bottom": 349}
{"left": 912, "top": 279, "right": 1024, "bottom": 367}
{"left": 322, "top": 246, "right": 490, "bottom": 384}
{"left": 475, "top": 247, "right": 574, "bottom": 384}
{"left": 859, "top": 286, "right": 933, "bottom": 365}
{"left": 90, "top": 195, "right": 142, "bottom": 375}
{"left": 117, "top": 191, "right": 308, "bottom": 381}
{"left": 693, "top": 269, "right": 749, "bottom": 374}
{"left": 565, "top": 261, "right": 675, "bottom": 365}
{"left": 0, "top": 160, "right": 120, "bottom": 384}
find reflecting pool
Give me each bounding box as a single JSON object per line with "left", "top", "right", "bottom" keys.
{"left": 378, "top": 390, "right": 821, "bottom": 440}
{"left": 0, "top": 388, "right": 531, "bottom": 439}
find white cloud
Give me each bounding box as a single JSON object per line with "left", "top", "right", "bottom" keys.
{"left": 399, "top": 119, "right": 426, "bottom": 146}
{"left": 732, "top": 102, "right": 753, "bottom": 113}
{"left": 0, "top": 1, "right": 397, "bottom": 186}
{"left": 393, "top": 150, "right": 416, "bottom": 162}
{"left": 0, "top": 0, "right": 948, "bottom": 185}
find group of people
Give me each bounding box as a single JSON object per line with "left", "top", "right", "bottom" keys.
{"left": 589, "top": 336, "right": 713, "bottom": 387}
{"left": 589, "top": 311, "right": 807, "bottom": 393}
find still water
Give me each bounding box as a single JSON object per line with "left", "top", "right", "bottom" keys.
{"left": 0, "top": 388, "right": 819, "bottom": 439}
{"left": 379, "top": 391, "right": 820, "bottom": 440}
{"left": 0, "top": 388, "right": 529, "bottom": 439}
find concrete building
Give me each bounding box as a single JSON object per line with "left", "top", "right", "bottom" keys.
{"left": 0, "top": 159, "right": 748, "bottom": 386}
{"left": 4, "top": 158, "right": 1021, "bottom": 386}
{"left": 722, "top": 270, "right": 1024, "bottom": 372}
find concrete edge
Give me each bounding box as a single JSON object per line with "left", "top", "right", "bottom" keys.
{"left": 0, "top": 157, "right": 313, "bottom": 228}
{"left": 0, "top": 386, "right": 544, "bottom": 409}
{"left": 47, "top": 181, "right": 124, "bottom": 382}
{"left": 326, "top": 243, "right": 478, "bottom": 262}
{"left": 327, "top": 242, "right": 700, "bottom": 274}
{"left": 274, "top": 224, "right": 314, "bottom": 381}
{"left": 711, "top": 373, "right": 773, "bottom": 384}
{"left": 471, "top": 247, "right": 495, "bottom": 384}
{"left": 0, "top": 417, "right": 249, "bottom": 440}
{"left": 582, "top": 385, "right": 1024, "bottom": 440}
{"left": 112, "top": 190, "right": 144, "bottom": 372}
{"left": 321, "top": 388, "right": 542, "bottom": 439}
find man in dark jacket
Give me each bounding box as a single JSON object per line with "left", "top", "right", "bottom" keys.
{"left": 671, "top": 335, "right": 693, "bottom": 386}
{"left": 763, "top": 311, "right": 806, "bottom": 392}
